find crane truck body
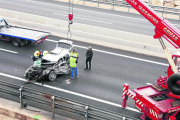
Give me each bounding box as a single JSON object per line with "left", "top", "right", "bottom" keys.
{"left": 122, "top": 0, "right": 180, "bottom": 119}
{"left": 0, "top": 19, "right": 50, "bottom": 47}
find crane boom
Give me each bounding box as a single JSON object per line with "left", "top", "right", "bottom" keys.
{"left": 126, "top": 0, "right": 180, "bottom": 48}
{"left": 122, "top": 1, "right": 180, "bottom": 119}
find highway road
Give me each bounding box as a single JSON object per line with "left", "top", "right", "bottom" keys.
{"left": 0, "top": 0, "right": 175, "bottom": 119}
{"left": 0, "top": 0, "right": 180, "bottom": 37}
{"left": 0, "top": 35, "right": 168, "bottom": 118}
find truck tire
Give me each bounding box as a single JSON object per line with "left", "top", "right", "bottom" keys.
{"left": 167, "top": 73, "right": 180, "bottom": 95}
{"left": 12, "top": 38, "right": 20, "bottom": 47}
{"left": 176, "top": 112, "right": 180, "bottom": 119}
{"left": 20, "top": 40, "right": 29, "bottom": 46}
{"left": 48, "top": 71, "right": 57, "bottom": 82}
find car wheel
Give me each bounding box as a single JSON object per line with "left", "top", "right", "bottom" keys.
{"left": 12, "top": 38, "right": 20, "bottom": 47}
{"left": 48, "top": 71, "right": 57, "bottom": 82}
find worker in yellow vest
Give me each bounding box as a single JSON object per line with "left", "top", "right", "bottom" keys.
{"left": 69, "top": 54, "right": 79, "bottom": 79}
{"left": 70, "top": 49, "right": 78, "bottom": 63}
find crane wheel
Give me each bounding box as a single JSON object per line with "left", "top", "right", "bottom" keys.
{"left": 176, "top": 112, "right": 180, "bottom": 119}
{"left": 167, "top": 73, "right": 180, "bottom": 95}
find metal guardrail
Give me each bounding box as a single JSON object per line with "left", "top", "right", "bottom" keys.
{"left": 79, "top": 0, "right": 180, "bottom": 19}
{"left": 0, "top": 80, "right": 140, "bottom": 120}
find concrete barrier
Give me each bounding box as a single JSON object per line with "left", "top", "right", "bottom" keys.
{"left": 0, "top": 98, "right": 50, "bottom": 120}
{"left": 0, "top": 97, "right": 74, "bottom": 120}
{"left": 0, "top": 8, "right": 177, "bottom": 58}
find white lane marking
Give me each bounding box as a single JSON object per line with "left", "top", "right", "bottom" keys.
{"left": 26, "top": 0, "right": 180, "bottom": 27}
{"left": 0, "top": 72, "right": 140, "bottom": 113}
{"left": 0, "top": 48, "right": 18, "bottom": 54}
{"left": 146, "top": 83, "right": 152, "bottom": 85}
{"left": 53, "top": 13, "right": 67, "bottom": 17}
{"left": 46, "top": 39, "right": 169, "bottom": 66}
{"left": 46, "top": 39, "right": 57, "bottom": 42}
{"left": 54, "top": 13, "right": 112, "bottom": 24}
{"left": 0, "top": 73, "right": 26, "bottom": 82}
{"left": 27, "top": 0, "right": 145, "bottom": 21}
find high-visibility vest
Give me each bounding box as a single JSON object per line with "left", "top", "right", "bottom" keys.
{"left": 34, "top": 51, "right": 40, "bottom": 57}
{"left": 70, "top": 57, "right": 77, "bottom": 67}
{"left": 70, "top": 52, "right": 78, "bottom": 57}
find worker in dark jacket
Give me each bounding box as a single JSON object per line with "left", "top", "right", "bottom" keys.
{"left": 84, "top": 46, "right": 93, "bottom": 70}
{"left": 31, "top": 50, "right": 49, "bottom": 62}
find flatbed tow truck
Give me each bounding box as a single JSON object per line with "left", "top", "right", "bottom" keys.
{"left": 0, "top": 19, "right": 50, "bottom": 47}
{"left": 121, "top": 0, "right": 180, "bottom": 119}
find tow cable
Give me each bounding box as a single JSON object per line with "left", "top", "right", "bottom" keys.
{"left": 67, "top": 0, "right": 74, "bottom": 39}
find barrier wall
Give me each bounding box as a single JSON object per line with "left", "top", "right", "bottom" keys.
{"left": 0, "top": 98, "right": 50, "bottom": 120}
{"left": 0, "top": 8, "right": 177, "bottom": 58}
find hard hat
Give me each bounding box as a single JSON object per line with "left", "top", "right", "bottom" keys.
{"left": 34, "top": 51, "right": 40, "bottom": 57}
{"left": 43, "top": 51, "right": 48, "bottom": 56}
{"left": 73, "top": 49, "right": 77, "bottom": 53}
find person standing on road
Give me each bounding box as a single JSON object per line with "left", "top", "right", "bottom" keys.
{"left": 84, "top": 46, "right": 93, "bottom": 70}
{"left": 70, "top": 49, "right": 79, "bottom": 63}
{"left": 32, "top": 51, "right": 40, "bottom": 62}
{"left": 70, "top": 54, "right": 79, "bottom": 79}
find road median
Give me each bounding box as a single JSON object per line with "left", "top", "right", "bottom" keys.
{"left": 0, "top": 8, "right": 176, "bottom": 58}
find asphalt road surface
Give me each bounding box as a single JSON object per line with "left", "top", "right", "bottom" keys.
{"left": 0, "top": 35, "right": 168, "bottom": 118}
{"left": 0, "top": 0, "right": 180, "bottom": 36}
{"left": 0, "top": 0, "right": 175, "bottom": 119}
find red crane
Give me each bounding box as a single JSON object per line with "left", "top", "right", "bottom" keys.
{"left": 122, "top": 0, "right": 180, "bottom": 119}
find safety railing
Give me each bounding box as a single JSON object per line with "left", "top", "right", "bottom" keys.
{"left": 0, "top": 80, "right": 140, "bottom": 120}
{"left": 79, "top": 0, "right": 180, "bottom": 19}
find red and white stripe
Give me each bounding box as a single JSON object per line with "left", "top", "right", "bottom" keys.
{"left": 149, "top": 108, "right": 158, "bottom": 119}
{"left": 126, "top": 91, "right": 135, "bottom": 100}
{"left": 135, "top": 98, "right": 143, "bottom": 107}
{"left": 122, "top": 86, "right": 127, "bottom": 99}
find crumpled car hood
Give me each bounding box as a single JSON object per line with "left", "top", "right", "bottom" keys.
{"left": 42, "top": 48, "right": 69, "bottom": 62}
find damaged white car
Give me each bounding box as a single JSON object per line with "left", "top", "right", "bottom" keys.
{"left": 24, "top": 40, "right": 74, "bottom": 81}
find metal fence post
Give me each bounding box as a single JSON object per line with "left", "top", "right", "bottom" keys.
{"left": 52, "top": 96, "right": 55, "bottom": 118}
{"left": 85, "top": 106, "right": 89, "bottom": 120}
{"left": 112, "top": 0, "right": 114, "bottom": 10}
{"left": 98, "top": 0, "right": 99, "bottom": 7}
{"left": 123, "top": 116, "right": 126, "bottom": 120}
{"left": 19, "top": 86, "right": 23, "bottom": 109}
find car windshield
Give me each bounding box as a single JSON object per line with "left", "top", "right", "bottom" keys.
{"left": 57, "top": 43, "right": 71, "bottom": 49}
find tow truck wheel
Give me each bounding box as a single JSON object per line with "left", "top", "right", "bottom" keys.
{"left": 176, "top": 112, "right": 180, "bottom": 119}
{"left": 167, "top": 73, "right": 180, "bottom": 95}
{"left": 48, "top": 71, "right": 57, "bottom": 82}
{"left": 12, "top": 38, "right": 20, "bottom": 47}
